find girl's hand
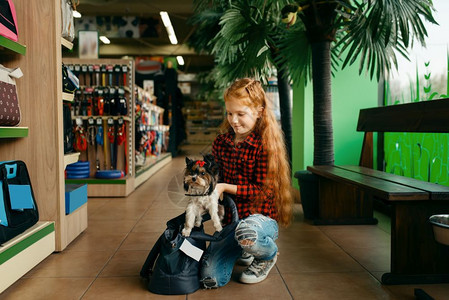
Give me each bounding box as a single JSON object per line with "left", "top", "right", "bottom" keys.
{"left": 215, "top": 183, "right": 237, "bottom": 198}
{"left": 215, "top": 183, "right": 225, "bottom": 198}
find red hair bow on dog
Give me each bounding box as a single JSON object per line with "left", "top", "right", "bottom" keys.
{"left": 195, "top": 160, "right": 205, "bottom": 167}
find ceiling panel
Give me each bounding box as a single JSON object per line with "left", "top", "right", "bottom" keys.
{"left": 73, "top": 0, "right": 213, "bottom": 73}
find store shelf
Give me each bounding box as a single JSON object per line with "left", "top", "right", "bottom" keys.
{"left": 135, "top": 152, "right": 172, "bottom": 188}
{"left": 62, "top": 92, "right": 74, "bottom": 102}
{"left": 0, "top": 221, "right": 55, "bottom": 293}
{"left": 185, "top": 100, "right": 223, "bottom": 144}
{"left": 0, "top": 36, "right": 26, "bottom": 55}
{"left": 0, "top": 127, "right": 29, "bottom": 138}
{"left": 64, "top": 152, "right": 80, "bottom": 169}
{"left": 72, "top": 115, "right": 131, "bottom": 122}
{"left": 63, "top": 203, "right": 87, "bottom": 247}
{"left": 65, "top": 175, "right": 135, "bottom": 197}
{"left": 61, "top": 37, "right": 73, "bottom": 50}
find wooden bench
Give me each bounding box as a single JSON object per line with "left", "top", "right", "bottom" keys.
{"left": 306, "top": 98, "right": 449, "bottom": 285}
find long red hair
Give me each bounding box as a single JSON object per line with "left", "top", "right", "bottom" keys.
{"left": 220, "top": 78, "right": 293, "bottom": 227}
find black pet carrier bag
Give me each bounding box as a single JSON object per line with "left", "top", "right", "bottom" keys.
{"left": 140, "top": 195, "right": 239, "bottom": 295}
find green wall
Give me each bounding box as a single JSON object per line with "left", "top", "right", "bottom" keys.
{"left": 292, "top": 63, "right": 378, "bottom": 188}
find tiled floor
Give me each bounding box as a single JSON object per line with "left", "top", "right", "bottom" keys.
{"left": 2, "top": 144, "right": 449, "bottom": 299}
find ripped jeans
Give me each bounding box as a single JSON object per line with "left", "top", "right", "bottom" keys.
{"left": 200, "top": 214, "right": 279, "bottom": 287}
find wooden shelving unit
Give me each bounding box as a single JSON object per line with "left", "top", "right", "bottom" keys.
{"left": 0, "top": 4, "right": 60, "bottom": 290}
{"left": 62, "top": 58, "right": 135, "bottom": 197}
{"left": 0, "top": 1, "right": 88, "bottom": 255}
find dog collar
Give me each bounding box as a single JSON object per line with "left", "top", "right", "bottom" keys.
{"left": 185, "top": 187, "right": 212, "bottom": 197}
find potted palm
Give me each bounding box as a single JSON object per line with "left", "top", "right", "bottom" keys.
{"left": 281, "top": 0, "right": 436, "bottom": 218}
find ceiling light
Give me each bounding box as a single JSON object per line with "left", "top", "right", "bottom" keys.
{"left": 159, "top": 11, "right": 178, "bottom": 45}
{"left": 73, "top": 10, "right": 82, "bottom": 18}
{"left": 99, "top": 36, "right": 110, "bottom": 44}
{"left": 176, "top": 56, "right": 184, "bottom": 66}
{"left": 160, "top": 11, "right": 171, "bottom": 27}
{"left": 168, "top": 34, "right": 178, "bottom": 45}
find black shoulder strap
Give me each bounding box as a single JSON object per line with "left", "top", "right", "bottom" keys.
{"left": 139, "top": 232, "right": 163, "bottom": 279}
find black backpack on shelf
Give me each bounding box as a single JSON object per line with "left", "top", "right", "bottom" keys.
{"left": 140, "top": 195, "right": 240, "bottom": 295}
{"left": 0, "top": 160, "right": 39, "bottom": 244}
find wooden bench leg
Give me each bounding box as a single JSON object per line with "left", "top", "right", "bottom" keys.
{"left": 314, "top": 177, "right": 378, "bottom": 225}
{"left": 381, "top": 201, "right": 449, "bottom": 284}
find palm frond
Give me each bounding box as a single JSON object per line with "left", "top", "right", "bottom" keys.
{"left": 211, "top": 2, "right": 284, "bottom": 85}
{"left": 335, "top": 0, "right": 436, "bottom": 80}
{"left": 276, "top": 24, "right": 312, "bottom": 85}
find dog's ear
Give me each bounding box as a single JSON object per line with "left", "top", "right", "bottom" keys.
{"left": 203, "top": 154, "right": 214, "bottom": 166}
{"left": 185, "top": 157, "right": 194, "bottom": 167}
{"left": 204, "top": 154, "right": 219, "bottom": 175}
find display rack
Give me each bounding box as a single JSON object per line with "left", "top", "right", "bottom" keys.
{"left": 60, "top": 38, "right": 87, "bottom": 250}
{"left": 0, "top": 2, "right": 58, "bottom": 292}
{"left": 185, "top": 100, "right": 223, "bottom": 144}
{"left": 62, "top": 58, "right": 136, "bottom": 197}
{"left": 134, "top": 85, "right": 171, "bottom": 187}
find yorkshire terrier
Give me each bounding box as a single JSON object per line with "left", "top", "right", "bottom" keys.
{"left": 182, "top": 154, "right": 224, "bottom": 237}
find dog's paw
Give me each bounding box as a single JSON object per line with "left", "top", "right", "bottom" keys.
{"left": 218, "top": 204, "right": 225, "bottom": 220}
{"left": 182, "top": 228, "right": 191, "bottom": 237}
{"left": 214, "top": 224, "right": 223, "bottom": 232}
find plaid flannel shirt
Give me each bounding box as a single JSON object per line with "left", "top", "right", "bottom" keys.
{"left": 212, "top": 131, "right": 276, "bottom": 223}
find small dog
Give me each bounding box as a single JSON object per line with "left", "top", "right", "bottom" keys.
{"left": 182, "top": 154, "right": 224, "bottom": 237}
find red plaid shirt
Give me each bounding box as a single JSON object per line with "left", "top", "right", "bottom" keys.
{"left": 212, "top": 131, "right": 276, "bottom": 222}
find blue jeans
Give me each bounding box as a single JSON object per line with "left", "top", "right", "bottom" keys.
{"left": 200, "top": 214, "right": 279, "bottom": 287}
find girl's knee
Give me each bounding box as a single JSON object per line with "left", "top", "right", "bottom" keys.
{"left": 235, "top": 218, "right": 259, "bottom": 248}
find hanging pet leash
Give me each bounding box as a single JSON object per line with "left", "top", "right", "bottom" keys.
{"left": 95, "top": 118, "right": 104, "bottom": 170}
{"left": 86, "top": 117, "right": 96, "bottom": 161}
{"left": 74, "top": 124, "right": 87, "bottom": 152}
{"left": 107, "top": 118, "right": 116, "bottom": 169}
{"left": 116, "top": 119, "right": 126, "bottom": 145}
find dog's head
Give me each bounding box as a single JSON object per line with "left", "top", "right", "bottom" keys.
{"left": 184, "top": 154, "right": 219, "bottom": 195}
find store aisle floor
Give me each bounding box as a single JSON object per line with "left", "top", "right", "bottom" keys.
{"left": 2, "top": 144, "right": 449, "bottom": 300}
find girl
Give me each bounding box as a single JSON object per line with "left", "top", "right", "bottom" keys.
{"left": 201, "top": 78, "right": 293, "bottom": 288}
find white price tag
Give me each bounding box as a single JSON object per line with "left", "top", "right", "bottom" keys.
{"left": 179, "top": 239, "right": 204, "bottom": 262}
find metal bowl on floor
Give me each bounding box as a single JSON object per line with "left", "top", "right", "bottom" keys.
{"left": 429, "top": 214, "right": 449, "bottom": 246}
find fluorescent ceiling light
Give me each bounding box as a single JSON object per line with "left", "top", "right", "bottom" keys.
{"left": 176, "top": 56, "right": 184, "bottom": 66}
{"left": 160, "top": 11, "right": 178, "bottom": 45}
{"left": 160, "top": 11, "right": 171, "bottom": 27}
{"left": 168, "top": 34, "right": 178, "bottom": 45}
{"left": 99, "top": 36, "right": 110, "bottom": 44}
{"left": 73, "top": 10, "right": 82, "bottom": 18}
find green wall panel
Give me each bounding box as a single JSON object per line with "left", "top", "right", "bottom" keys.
{"left": 292, "top": 60, "right": 377, "bottom": 188}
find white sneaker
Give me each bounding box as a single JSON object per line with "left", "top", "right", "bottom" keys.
{"left": 236, "top": 252, "right": 254, "bottom": 266}
{"left": 239, "top": 254, "right": 277, "bottom": 284}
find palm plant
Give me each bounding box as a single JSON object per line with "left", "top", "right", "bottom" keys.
{"left": 278, "top": 0, "right": 436, "bottom": 165}
{"left": 188, "top": 0, "right": 295, "bottom": 163}
{"left": 189, "top": 0, "right": 436, "bottom": 166}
